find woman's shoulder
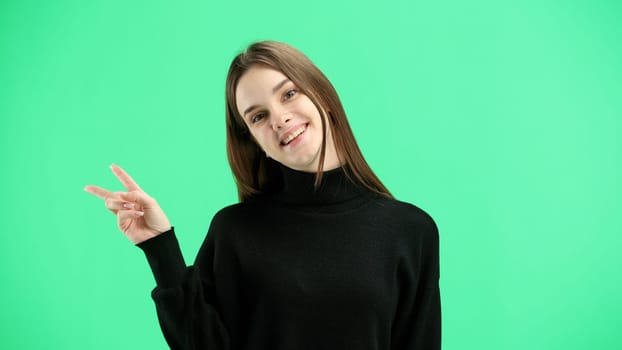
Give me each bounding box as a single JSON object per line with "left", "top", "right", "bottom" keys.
{"left": 200, "top": 201, "right": 258, "bottom": 246}
{"left": 206, "top": 197, "right": 270, "bottom": 232}
{"left": 370, "top": 195, "right": 439, "bottom": 235}
{"left": 210, "top": 200, "right": 258, "bottom": 223}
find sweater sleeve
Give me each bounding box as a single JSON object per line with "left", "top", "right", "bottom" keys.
{"left": 137, "top": 227, "right": 231, "bottom": 350}
{"left": 391, "top": 216, "right": 442, "bottom": 350}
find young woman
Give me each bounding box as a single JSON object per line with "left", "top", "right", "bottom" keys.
{"left": 85, "top": 41, "right": 441, "bottom": 350}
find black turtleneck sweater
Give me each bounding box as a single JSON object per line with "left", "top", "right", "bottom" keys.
{"left": 137, "top": 166, "right": 441, "bottom": 350}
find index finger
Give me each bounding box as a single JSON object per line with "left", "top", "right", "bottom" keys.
{"left": 110, "top": 164, "right": 143, "bottom": 192}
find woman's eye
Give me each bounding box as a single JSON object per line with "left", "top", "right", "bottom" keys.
{"left": 251, "top": 113, "right": 266, "bottom": 124}
{"left": 284, "top": 89, "right": 297, "bottom": 100}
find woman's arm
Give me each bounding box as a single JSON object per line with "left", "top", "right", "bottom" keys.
{"left": 138, "top": 228, "right": 231, "bottom": 350}
{"left": 391, "top": 216, "right": 441, "bottom": 349}
{"left": 85, "top": 165, "right": 231, "bottom": 349}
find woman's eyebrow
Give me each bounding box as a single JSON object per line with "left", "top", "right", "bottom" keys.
{"left": 243, "top": 78, "right": 292, "bottom": 117}
{"left": 272, "top": 78, "right": 291, "bottom": 94}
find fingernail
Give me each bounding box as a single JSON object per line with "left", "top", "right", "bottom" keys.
{"left": 136, "top": 211, "right": 144, "bottom": 216}
{"left": 123, "top": 203, "right": 135, "bottom": 209}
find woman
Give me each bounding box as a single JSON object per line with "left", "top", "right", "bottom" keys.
{"left": 85, "top": 41, "right": 441, "bottom": 350}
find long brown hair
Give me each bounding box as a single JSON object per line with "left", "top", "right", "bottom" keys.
{"left": 225, "top": 41, "right": 392, "bottom": 202}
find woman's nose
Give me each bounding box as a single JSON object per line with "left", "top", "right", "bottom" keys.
{"left": 271, "top": 111, "right": 292, "bottom": 130}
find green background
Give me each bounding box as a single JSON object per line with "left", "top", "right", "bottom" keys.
{"left": 1, "top": 0, "right": 620, "bottom": 348}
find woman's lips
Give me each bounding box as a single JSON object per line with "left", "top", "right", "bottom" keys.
{"left": 280, "top": 124, "right": 308, "bottom": 146}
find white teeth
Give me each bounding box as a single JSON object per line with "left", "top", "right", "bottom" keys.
{"left": 282, "top": 126, "right": 305, "bottom": 145}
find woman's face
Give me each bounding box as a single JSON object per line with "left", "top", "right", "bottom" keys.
{"left": 235, "top": 65, "right": 341, "bottom": 172}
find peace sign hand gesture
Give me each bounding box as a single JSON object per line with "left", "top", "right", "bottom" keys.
{"left": 84, "top": 164, "right": 171, "bottom": 244}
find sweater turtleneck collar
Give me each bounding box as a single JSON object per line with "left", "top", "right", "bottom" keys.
{"left": 274, "top": 165, "right": 368, "bottom": 205}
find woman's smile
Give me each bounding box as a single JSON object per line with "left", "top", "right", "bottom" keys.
{"left": 280, "top": 123, "right": 308, "bottom": 147}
